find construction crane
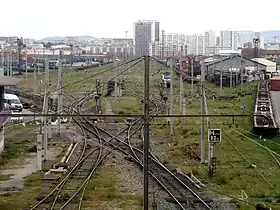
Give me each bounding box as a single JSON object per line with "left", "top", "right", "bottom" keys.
{"left": 272, "top": 36, "right": 279, "bottom": 43}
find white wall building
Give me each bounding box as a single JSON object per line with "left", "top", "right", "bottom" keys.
{"left": 188, "top": 34, "right": 205, "bottom": 55}
{"left": 149, "top": 41, "right": 187, "bottom": 57}
{"left": 264, "top": 43, "right": 280, "bottom": 50}
{"left": 205, "top": 30, "right": 216, "bottom": 55}
{"left": 160, "top": 33, "right": 187, "bottom": 44}
{"left": 220, "top": 31, "right": 241, "bottom": 50}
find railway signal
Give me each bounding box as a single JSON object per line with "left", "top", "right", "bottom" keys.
{"left": 208, "top": 129, "right": 221, "bottom": 177}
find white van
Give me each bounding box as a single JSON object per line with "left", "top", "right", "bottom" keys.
{"left": 4, "top": 93, "right": 23, "bottom": 112}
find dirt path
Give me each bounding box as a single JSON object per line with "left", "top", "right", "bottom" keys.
{"left": 0, "top": 148, "right": 59, "bottom": 192}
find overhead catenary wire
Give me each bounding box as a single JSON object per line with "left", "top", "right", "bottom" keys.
{"left": 0, "top": 113, "right": 259, "bottom": 117}
{"left": 203, "top": 86, "right": 253, "bottom": 114}
{"left": 46, "top": 56, "right": 143, "bottom": 94}
{"left": 168, "top": 88, "right": 279, "bottom": 205}
{"left": 130, "top": 58, "right": 277, "bottom": 204}
{"left": 149, "top": 59, "right": 277, "bottom": 207}
{"left": 236, "top": 127, "right": 280, "bottom": 148}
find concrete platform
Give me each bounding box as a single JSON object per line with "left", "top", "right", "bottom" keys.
{"left": 270, "top": 91, "right": 280, "bottom": 127}
{"left": 0, "top": 110, "right": 10, "bottom": 126}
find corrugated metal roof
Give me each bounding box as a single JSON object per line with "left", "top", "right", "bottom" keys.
{"left": 205, "top": 54, "right": 267, "bottom": 67}
{"left": 0, "top": 77, "right": 21, "bottom": 86}
{"left": 251, "top": 58, "right": 276, "bottom": 66}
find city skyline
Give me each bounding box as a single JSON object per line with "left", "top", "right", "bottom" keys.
{"left": 0, "top": 0, "right": 279, "bottom": 39}
{"left": 8, "top": 30, "right": 280, "bottom": 43}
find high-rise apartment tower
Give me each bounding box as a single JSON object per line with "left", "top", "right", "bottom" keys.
{"left": 134, "top": 20, "right": 160, "bottom": 56}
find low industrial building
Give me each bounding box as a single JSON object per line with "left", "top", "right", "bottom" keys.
{"left": 205, "top": 54, "right": 267, "bottom": 73}
{"left": 205, "top": 54, "right": 267, "bottom": 86}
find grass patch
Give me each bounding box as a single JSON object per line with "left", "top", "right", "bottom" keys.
{"left": 0, "top": 125, "right": 39, "bottom": 167}
{"left": 0, "top": 172, "right": 47, "bottom": 210}
{"left": 23, "top": 172, "right": 44, "bottom": 188}
{"left": 0, "top": 138, "right": 69, "bottom": 209}
{"left": 104, "top": 96, "right": 142, "bottom": 115}
{"left": 82, "top": 168, "right": 143, "bottom": 209}
{"left": 151, "top": 80, "right": 280, "bottom": 208}
{"left": 0, "top": 174, "right": 12, "bottom": 181}
{"left": 17, "top": 64, "right": 114, "bottom": 93}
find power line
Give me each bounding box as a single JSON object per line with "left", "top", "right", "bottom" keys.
{"left": 0, "top": 113, "right": 255, "bottom": 117}
{"left": 48, "top": 56, "right": 143, "bottom": 94}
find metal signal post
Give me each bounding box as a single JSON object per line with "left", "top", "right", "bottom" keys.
{"left": 179, "top": 59, "right": 183, "bottom": 114}
{"left": 57, "top": 51, "right": 63, "bottom": 135}
{"left": 43, "top": 58, "right": 49, "bottom": 161}
{"left": 208, "top": 129, "right": 221, "bottom": 177}
{"left": 201, "top": 60, "right": 206, "bottom": 164}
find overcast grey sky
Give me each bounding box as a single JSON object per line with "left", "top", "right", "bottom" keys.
{"left": 1, "top": 0, "right": 279, "bottom": 39}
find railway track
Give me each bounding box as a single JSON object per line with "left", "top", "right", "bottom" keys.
{"left": 79, "top": 96, "right": 212, "bottom": 209}
{"left": 30, "top": 93, "right": 104, "bottom": 210}
{"left": 30, "top": 92, "right": 152, "bottom": 209}
{"left": 30, "top": 59, "right": 212, "bottom": 209}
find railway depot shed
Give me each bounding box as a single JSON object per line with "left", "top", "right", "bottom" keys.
{"left": 205, "top": 54, "right": 267, "bottom": 72}
{"left": 0, "top": 76, "right": 21, "bottom": 152}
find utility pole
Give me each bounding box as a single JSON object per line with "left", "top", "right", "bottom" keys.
{"left": 95, "top": 78, "right": 102, "bottom": 114}
{"left": 200, "top": 59, "right": 205, "bottom": 164}
{"left": 57, "top": 51, "right": 63, "bottom": 136}
{"left": 161, "top": 30, "right": 165, "bottom": 60}
{"left": 7, "top": 51, "right": 9, "bottom": 77}
{"left": 191, "top": 57, "right": 194, "bottom": 98}
{"left": 179, "top": 59, "right": 183, "bottom": 114}
{"left": 169, "top": 60, "right": 174, "bottom": 136}
{"left": 34, "top": 54, "right": 37, "bottom": 93}
{"left": 114, "top": 54, "right": 119, "bottom": 98}
{"left": 1, "top": 44, "right": 4, "bottom": 70}
{"left": 219, "top": 67, "right": 223, "bottom": 92}
{"left": 9, "top": 50, "right": 12, "bottom": 77}
{"left": 182, "top": 98, "right": 186, "bottom": 115}
{"left": 143, "top": 55, "right": 150, "bottom": 210}
{"left": 25, "top": 50, "right": 28, "bottom": 77}
{"left": 125, "top": 31, "right": 128, "bottom": 61}
{"left": 48, "top": 111, "right": 52, "bottom": 139}
{"left": 43, "top": 58, "right": 49, "bottom": 161}
{"left": 17, "top": 37, "right": 23, "bottom": 73}
{"left": 240, "top": 52, "right": 243, "bottom": 90}
{"left": 230, "top": 63, "right": 233, "bottom": 87}
{"left": 36, "top": 133, "right": 42, "bottom": 171}
{"left": 70, "top": 44, "right": 73, "bottom": 67}
{"left": 37, "top": 52, "right": 40, "bottom": 76}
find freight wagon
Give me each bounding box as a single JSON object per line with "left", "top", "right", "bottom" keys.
{"left": 270, "top": 76, "right": 280, "bottom": 91}
{"left": 253, "top": 80, "right": 278, "bottom": 137}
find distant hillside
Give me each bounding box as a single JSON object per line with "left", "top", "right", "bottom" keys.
{"left": 39, "top": 35, "right": 96, "bottom": 42}
{"left": 40, "top": 36, "right": 65, "bottom": 41}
